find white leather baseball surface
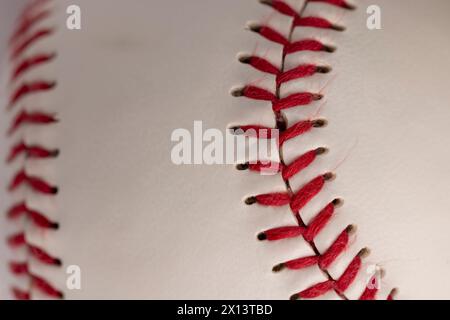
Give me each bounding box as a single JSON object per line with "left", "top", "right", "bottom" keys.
{"left": 1, "top": 0, "right": 450, "bottom": 300}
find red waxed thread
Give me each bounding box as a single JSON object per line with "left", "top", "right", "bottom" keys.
{"left": 11, "top": 28, "right": 54, "bottom": 60}
{"left": 7, "top": 232, "right": 26, "bottom": 248}
{"left": 294, "top": 16, "right": 334, "bottom": 29}
{"left": 259, "top": 226, "right": 305, "bottom": 241}
{"left": 11, "top": 53, "right": 55, "bottom": 81}
{"left": 279, "top": 120, "right": 313, "bottom": 146}
{"left": 29, "top": 245, "right": 61, "bottom": 266}
{"left": 318, "top": 227, "right": 351, "bottom": 269}
{"left": 335, "top": 255, "right": 362, "bottom": 293}
{"left": 359, "top": 284, "right": 378, "bottom": 300}
{"left": 273, "top": 92, "right": 320, "bottom": 112}
{"left": 28, "top": 209, "right": 58, "bottom": 229}
{"left": 284, "top": 39, "right": 326, "bottom": 54}
{"left": 291, "top": 280, "right": 335, "bottom": 300}
{"left": 282, "top": 150, "right": 317, "bottom": 180}
{"left": 7, "top": 202, "right": 28, "bottom": 219}
{"left": 9, "top": 81, "right": 56, "bottom": 108}
{"left": 261, "top": 0, "right": 298, "bottom": 17}
{"left": 282, "top": 255, "right": 319, "bottom": 270}
{"left": 9, "top": 169, "right": 58, "bottom": 194}
{"left": 7, "top": 142, "right": 58, "bottom": 163}
{"left": 10, "top": 10, "right": 51, "bottom": 45}
{"left": 276, "top": 64, "right": 318, "bottom": 85}
{"left": 9, "top": 261, "right": 29, "bottom": 275}
{"left": 242, "top": 56, "right": 280, "bottom": 75}
{"left": 12, "top": 287, "right": 31, "bottom": 300}
{"left": 254, "top": 26, "right": 289, "bottom": 46}
{"left": 9, "top": 110, "right": 57, "bottom": 135}
{"left": 253, "top": 192, "right": 291, "bottom": 206}
{"left": 241, "top": 85, "right": 276, "bottom": 102}
{"left": 31, "top": 274, "right": 64, "bottom": 299}
{"left": 290, "top": 175, "right": 326, "bottom": 212}
{"left": 308, "top": 0, "right": 354, "bottom": 9}
{"left": 303, "top": 202, "right": 335, "bottom": 242}
{"left": 8, "top": 202, "right": 58, "bottom": 229}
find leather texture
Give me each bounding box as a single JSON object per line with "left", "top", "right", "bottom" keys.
{"left": 1, "top": 0, "right": 450, "bottom": 299}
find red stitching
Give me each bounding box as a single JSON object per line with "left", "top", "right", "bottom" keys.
{"left": 31, "top": 274, "right": 64, "bottom": 299}
{"left": 8, "top": 202, "right": 59, "bottom": 229}
{"left": 11, "top": 53, "right": 56, "bottom": 81}
{"left": 10, "top": 261, "right": 29, "bottom": 275}
{"left": 12, "top": 287, "right": 31, "bottom": 300}
{"left": 10, "top": 10, "right": 51, "bottom": 45}
{"left": 6, "top": 1, "right": 62, "bottom": 300}
{"left": 9, "top": 169, "right": 58, "bottom": 195}
{"left": 9, "top": 80, "right": 56, "bottom": 108}
{"left": 7, "top": 142, "right": 59, "bottom": 163}
{"left": 11, "top": 28, "right": 54, "bottom": 60}
{"left": 8, "top": 109, "right": 58, "bottom": 135}
{"left": 235, "top": 0, "right": 396, "bottom": 300}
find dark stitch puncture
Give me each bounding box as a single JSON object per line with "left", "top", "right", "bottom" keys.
{"left": 233, "top": 0, "right": 397, "bottom": 300}
{"left": 5, "top": 0, "right": 62, "bottom": 300}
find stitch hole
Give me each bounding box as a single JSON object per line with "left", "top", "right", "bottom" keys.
{"left": 315, "top": 66, "right": 332, "bottom": 74}
{"left": 246, "top": 22, "right": 262, "bottom": 33}
{"left": 236, "top": 163, "right": 249, "bottom": 171}
{"left": 54, "top": 258, "right": 62, "bottom": 267}
{"left": 323, "top": 45, "right": 336, "bottom": 53}
{"left": 332, "top": 198, "right": 344, "bottom": 207}
{"left": 312, "top": 119, "right": 328, "bottom": 128}
{"left": 230, "top": 87, "right": 245, "bottom": 97}
{"left": 237, "top": 53, "right": 252, "bottom": 64}
{"left": 272, "top": 263, "right": 285, "bottom": 273}
{"left": 315, "top": 147, "right": 328, "bottom": 155}
{"left": 50, "top": 187, "right": 59, "bottom": 195}
{"left": 257, "top": 232, "right": 267, "bottom": 241}
{"left": 245, "top": 196, "right": 257, "bottom": 205}
{"left": 323, "top": 172, "right": 335, "bottom": 181}
{"left": 358, "top": 247, "right": 371, "bottom": 259}
{"left": 50, "top": 222, "right": 60, "bottom": 230}
{"left": 331, "top": 25, "right": 346, "bottom": 32}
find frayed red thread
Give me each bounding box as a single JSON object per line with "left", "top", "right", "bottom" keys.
{"left": 290, "top": 175, "right": 328, "bottom": 212}
{"left": 280, "top": 256, "right": 320, "bottom": 271}
{"left": 8, "top": 202, "right": 58, "bottom": 229}
{"left": 276, "top": 64, "right": 319, "bottom": 85}
{"left": 239, "top": 86, "right": 276, "bottom": 102}
{"left": 7, "top": 142, "right": 58, "bottom": 163}
{"left": 285, "top": 39, "right": 328, "bottom": 54}
{"left": 253, "top": 193, "right": 291, "bottom": 206}
{"left": 294, "top": 16, "right": 333, "bottom": 29}
{"left": 303, "top": 202, "right": 335, "bottom": 241}
{"left": 31, "top": 274, "right": 64, "bottom": 299}
{"left": 251, "top": 25, "right": 289, "bottom": 46}
{"left": 9, "top": 169, "right": 58, "bottom": 195}
{"left": 12, "top": 287, "right": 30, "bottom": 300}
{"left": 9, "top": 110, "right": 57, "bottom": 135}
{"left": 318, "top": 227, "right": 351, "bottom": 269}
{"left": 29, "top": 245, "right": 61, "bottom": 266}
{"left": 9, "top": 81, "right": 56, "bottom": 108}
{"left": 291, "top": 252, "right": 364, "bottom": 299}
{"left": 273, "top": 92, "right": 321, "bottom": 112}
{"left": 261, "top": 0, "right": 298, "bottom": 17}
{"left": 282, "top": 150, "right": 319, "bottom": 180}
{"left": 11, "top": 28, "right": 53, "bottom": 60}
{"left": 7, "top": 232, "right": 26, "bottom": 248}
{"left": 11, "top": 53, "right": 55, "bottom": 81}
{"left": 258, "top": 226, "right": 305, "bottom": 241}
{"left": 9, "top": 261, "right": 29, "bottom": 275}
{"left": 279, "top": 120, "right": 314, "bottom": 146}
{"left": 241, "top": 56, "right": 280, "bottom": 75}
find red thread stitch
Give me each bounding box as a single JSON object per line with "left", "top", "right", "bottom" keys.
{"left": 235, "top": 0, "right": 396, "bottom": 299}
{"left": 6, "top": 1, "right": 62, "bottom": 300}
